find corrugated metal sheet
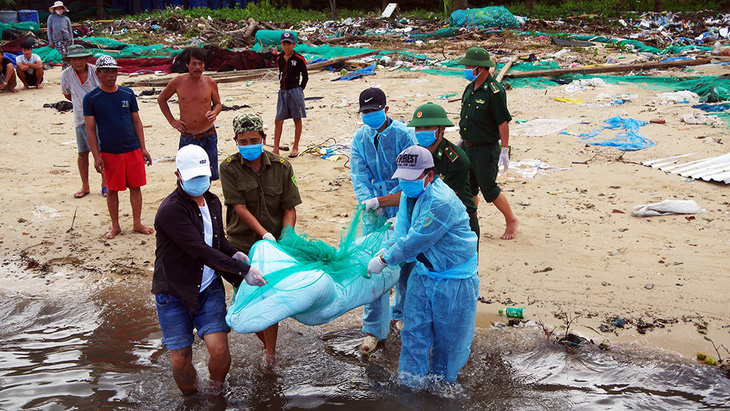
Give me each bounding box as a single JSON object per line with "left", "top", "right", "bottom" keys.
{"left": 642, "top": 153, "right": 730, "bottom": 184}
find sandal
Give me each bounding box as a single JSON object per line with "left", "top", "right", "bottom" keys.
{"left": 101, "top": 186, "right": 108, "bottom": 197}
{"left": 74, "top": 190, "right": 90, "bottom": 199}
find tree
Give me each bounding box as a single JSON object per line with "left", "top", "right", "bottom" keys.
{"left": 454, "top": 0, "right": 467, "bottom": 10}
{"left": 329, "top": 0, "right": 337, "bottom": 18}
{"left": 97, "top": 0, "right": 109, "bottom": 18}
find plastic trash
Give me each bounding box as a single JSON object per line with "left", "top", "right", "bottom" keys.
{"left": 632, "top": 199, "right": 706, "bottom": 217}
{"left": 498, "top": 307, "right": 524, "bottom": 318}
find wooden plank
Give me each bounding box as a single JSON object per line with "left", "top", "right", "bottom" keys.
{"left": 505, "top": 58, "right": 712, "bottom": 79}
{"left": 495, "top": 56, "right": 517, "bottom": 83}
{"left": 123, "top": 51, "right": 379, "bottom": 87}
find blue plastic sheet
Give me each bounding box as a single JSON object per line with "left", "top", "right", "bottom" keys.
{"left": 334, "top": 64, "right": 376, "bottom": 81}
{"left": 562, "top": 117, "right": 656, "bottom": 151}
{"left": 692, "top": 103, "right": 730, "bottom": 113}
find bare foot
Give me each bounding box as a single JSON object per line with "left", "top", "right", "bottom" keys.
{"left": 9, "top": 88, "right": 18, "bottom": 93}
{"left": 103, "top": 227, "right": 122, "bottom": 239}
{"left": 36, "top": 84, "right": 43, "bottom": 89}
{"left": 500, "top": 218, "right": 519, "bottom": 240}
{"left": 264, "top": 353, "right": 276, "bottom": 367}
{"left": 133, "top": 224, "right": 154, "bottom": 235}
{"left": 22, "top": 85, "right": 29, "bottom": 90}
{"left": 272, "top": 150, "right": 280, "bottom": 156}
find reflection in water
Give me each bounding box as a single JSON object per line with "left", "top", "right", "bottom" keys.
{"left": 0, "top": 275, "right": 729, "bottom": 410}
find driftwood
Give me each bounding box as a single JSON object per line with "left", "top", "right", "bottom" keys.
{"left": 496, "top": 56, "right": 517, "bottom": 83}
{"left": 122, "top": 51, "right": 379, "bottom": 87}
{"left": 504, "top": 58, "right": 712, "bottom": 79}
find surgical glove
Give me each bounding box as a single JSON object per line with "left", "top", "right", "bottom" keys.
{"left": 385, "top": 217, "right": 396, "bottom": 229}
{"left": 498, "top": 147, "right": 510, "bottom": 172}
{"left": 244, "top": 266, "right": 266, "bottom": 287}
{"left": 262, "top": 232, "right": 276, "bottom": 242}
{"left": 367, "top": 255, "right": 388, "bottom": 275}
{"left": 362, "top": 197, "right": 379, "bottom": 211}
{"left": 232, "top": 251, "right": 250, "bottom": 263}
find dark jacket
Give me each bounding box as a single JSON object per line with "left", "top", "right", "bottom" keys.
{"left": 152, "top": 186, "right": 250, "bottom": 312}
{"left": 277, "top": 51, "right": 308, "bottom": 90}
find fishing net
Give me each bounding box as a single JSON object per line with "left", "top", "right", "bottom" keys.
{"left": 0, "top": 21, "right": 40, "bottom": 37}
{"left": 449, "top": 7, "right": 521, "bottom": 29}
{"left": 561, "top": 116, "right": 656, "bottom": 151}
{"left": 226, "top": 206, "right": 399, "bottom": 334}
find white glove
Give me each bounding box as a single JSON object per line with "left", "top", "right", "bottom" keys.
{"left": 385, "top": 216, "right": 396, "bottom": 229}
{"left": 262, "top": 232, "right": 276, "bottom": 241}
{"left": 232, "top": 251, "right": 250, "bottom": 263}
{"left": 498, "top": 147, "right": 510, "bottom": 173}
{"left": 362, "top": 197, "right": 379, "bottom": 210}
{"left": 244, "top": 265, "right": 266, "bottom": 287}
{"left": 367, "top": 254, "right": 388, "bottom": 275}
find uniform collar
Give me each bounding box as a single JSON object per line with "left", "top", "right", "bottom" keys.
{"left": 434, "top": 138, "right": 449, "bottom": 160}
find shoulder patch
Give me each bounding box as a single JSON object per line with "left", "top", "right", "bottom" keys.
{"left": 421, "top": 211, "right": 435, "bottom": 227}
{"left": 444, "top": 146, "right": 459, "bottom": 163}
{"left": 490, "top": 82, "right": 501, "bottom": 94}
{"left": 279, "top": 157, "right": 285, "bottom": 163}
{"left": 291, "top": 175, "right": 298, "bottom": 187}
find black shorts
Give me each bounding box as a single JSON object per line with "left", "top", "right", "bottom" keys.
{"left": 25, "top": 71, "right": 40, "bottom": 86}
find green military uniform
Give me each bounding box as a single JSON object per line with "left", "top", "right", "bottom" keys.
{"left": 220, "top": 150, "right": 302, "bottom": 253}
{"left": 432, "top": 138, "right": 480, "bottom": 236}
{"left": 458, "top": 47, "right": 512, "bottom": 204}
{"left": 408, "top": 102, "right": 480, "bottom": 238}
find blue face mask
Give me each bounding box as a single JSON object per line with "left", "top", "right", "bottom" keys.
{"left": 238, "top": 143, "right": 263, "bottom": 161}
{"left": 464, "top": 68, "right": 477, "bottom": 82}
{"left": 361, "top": 109, "right": 387, "bottom": 130}
{"left": 399, "top": 178, "right": 426, "bottom": 198}
{"left": 416, "top": 130, "right": 438, "bottom": 147}
{"left": 181, "top": 175, "right": 210, "bottom": 197}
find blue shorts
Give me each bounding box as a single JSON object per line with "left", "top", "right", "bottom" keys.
{"left": 76, "top": 125, "right": 91, "bottom": 153}
{"left": 179, "top": 132, "right": 219, "bottom": 180}
{"left": 276, "top": 87, "right": 306, "bottom": 120}
{"left": 155, "top": 277, "right": 230, "bottom": 350}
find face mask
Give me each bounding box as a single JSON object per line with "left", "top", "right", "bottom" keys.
{"left": 464, "top": 68, "right": 477, "bottom": 82}
{"left": 399, "top": 178, "right": 426, "bottom": 198}
{"left": 238, "top": 143, "right": 263, "bottom": 161}
{"left": 181, "top": 175, "right": 210, "bottom": 197}
{"left": 361, "top": 110, "right": 387, "bottom": 130}
{"left": 55, "top": 10, "right": 63, "bottom": 15}
{"left": 416, "top": 130, "right": 438, "bottom": 147}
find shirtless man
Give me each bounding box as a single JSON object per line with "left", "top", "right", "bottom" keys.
{"left": 158, "top": 47, "right": 223, "bottom": 180}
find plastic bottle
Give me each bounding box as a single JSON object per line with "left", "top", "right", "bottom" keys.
{"left": 498, "top": 307, "right": 524, "bottom": 318}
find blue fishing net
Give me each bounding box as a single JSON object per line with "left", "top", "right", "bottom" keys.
{"left": 562, "top": 116, "right": 656, "bottom": 151}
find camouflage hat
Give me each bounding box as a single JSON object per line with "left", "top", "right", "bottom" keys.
{"left": 233, "top": 113, "right": 264, "bottom": 134}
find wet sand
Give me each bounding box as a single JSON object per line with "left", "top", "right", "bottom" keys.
{"left": 1, "top": 59, "right": 728, "bottom": 361}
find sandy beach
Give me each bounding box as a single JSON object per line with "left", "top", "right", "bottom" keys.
{"left": 1, "top": 53, "right": 728, "bottom": 361}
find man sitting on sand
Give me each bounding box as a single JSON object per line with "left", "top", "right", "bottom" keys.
{"left": 158, "top": 47, "right": 223, "bottom": 180}
{"left": 15, "top": 40, "right": 44, "bottom": 90}
{"left": 83, "top": 55, "right": 154, "bottom": 239}
{"left": 0, "top": 56, "right": 17, "bottom": 93}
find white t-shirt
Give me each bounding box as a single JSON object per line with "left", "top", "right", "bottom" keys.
{"left": 16, "top": 53, "right": 41, "bottom": 75}
{"left": 60, "top": 64, "right": 100, "bottom": 127}
{"left": 199, "top": 201, "right": 216, "bottom": 292}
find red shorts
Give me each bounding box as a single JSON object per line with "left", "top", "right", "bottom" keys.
{"left": 101, "top": 148, "right": 147, "bottom": 191}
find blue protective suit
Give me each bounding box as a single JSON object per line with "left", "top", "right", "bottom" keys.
{"left": 383, "top": 178, "right": 479, "bottom": 386}
{"left": 350, "top": 118, "right": 417, "bottom": 340}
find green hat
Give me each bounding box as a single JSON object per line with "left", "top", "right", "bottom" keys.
{"left": 64, "top": 45, "right": 92, "bottom": 59}
{"left": 457, "top": 47, "right": 495, "bottom": 67}
{"left": 233, "top": 112, "right": 264, "bottom": 134}
{"left": 407, "top": 103, "right": 454, "bottom": 127}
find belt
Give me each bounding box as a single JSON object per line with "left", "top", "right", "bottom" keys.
{"left": 463, "top": 141, "right": 494, "bottom": 147}
{"left": 181, "top": 126, "right": 216, "bottom": 139}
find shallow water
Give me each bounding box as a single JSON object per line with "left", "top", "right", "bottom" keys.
{"left": 1, "top": 274, "right": 729, "bottom": 410}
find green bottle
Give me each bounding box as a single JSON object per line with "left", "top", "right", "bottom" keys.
{"left": 498, "top": 307, "right": 524, "bottom": 318}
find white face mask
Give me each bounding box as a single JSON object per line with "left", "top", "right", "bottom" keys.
{"left": 55, "top": 9, "right": 63, "bottom": 15}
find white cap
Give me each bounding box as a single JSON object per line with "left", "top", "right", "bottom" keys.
{"left": 392, "top": 145, "right": 435, "bottom": 180}
{"left": 176, "top": 145, "right": 212, "bottom": 181}
{"left": 95, "top": 55, "right": 120, "bottom": 69}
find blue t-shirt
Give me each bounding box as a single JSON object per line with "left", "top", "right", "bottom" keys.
{"left": 83, "top": 86, "right": 141, "bottom": 154}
